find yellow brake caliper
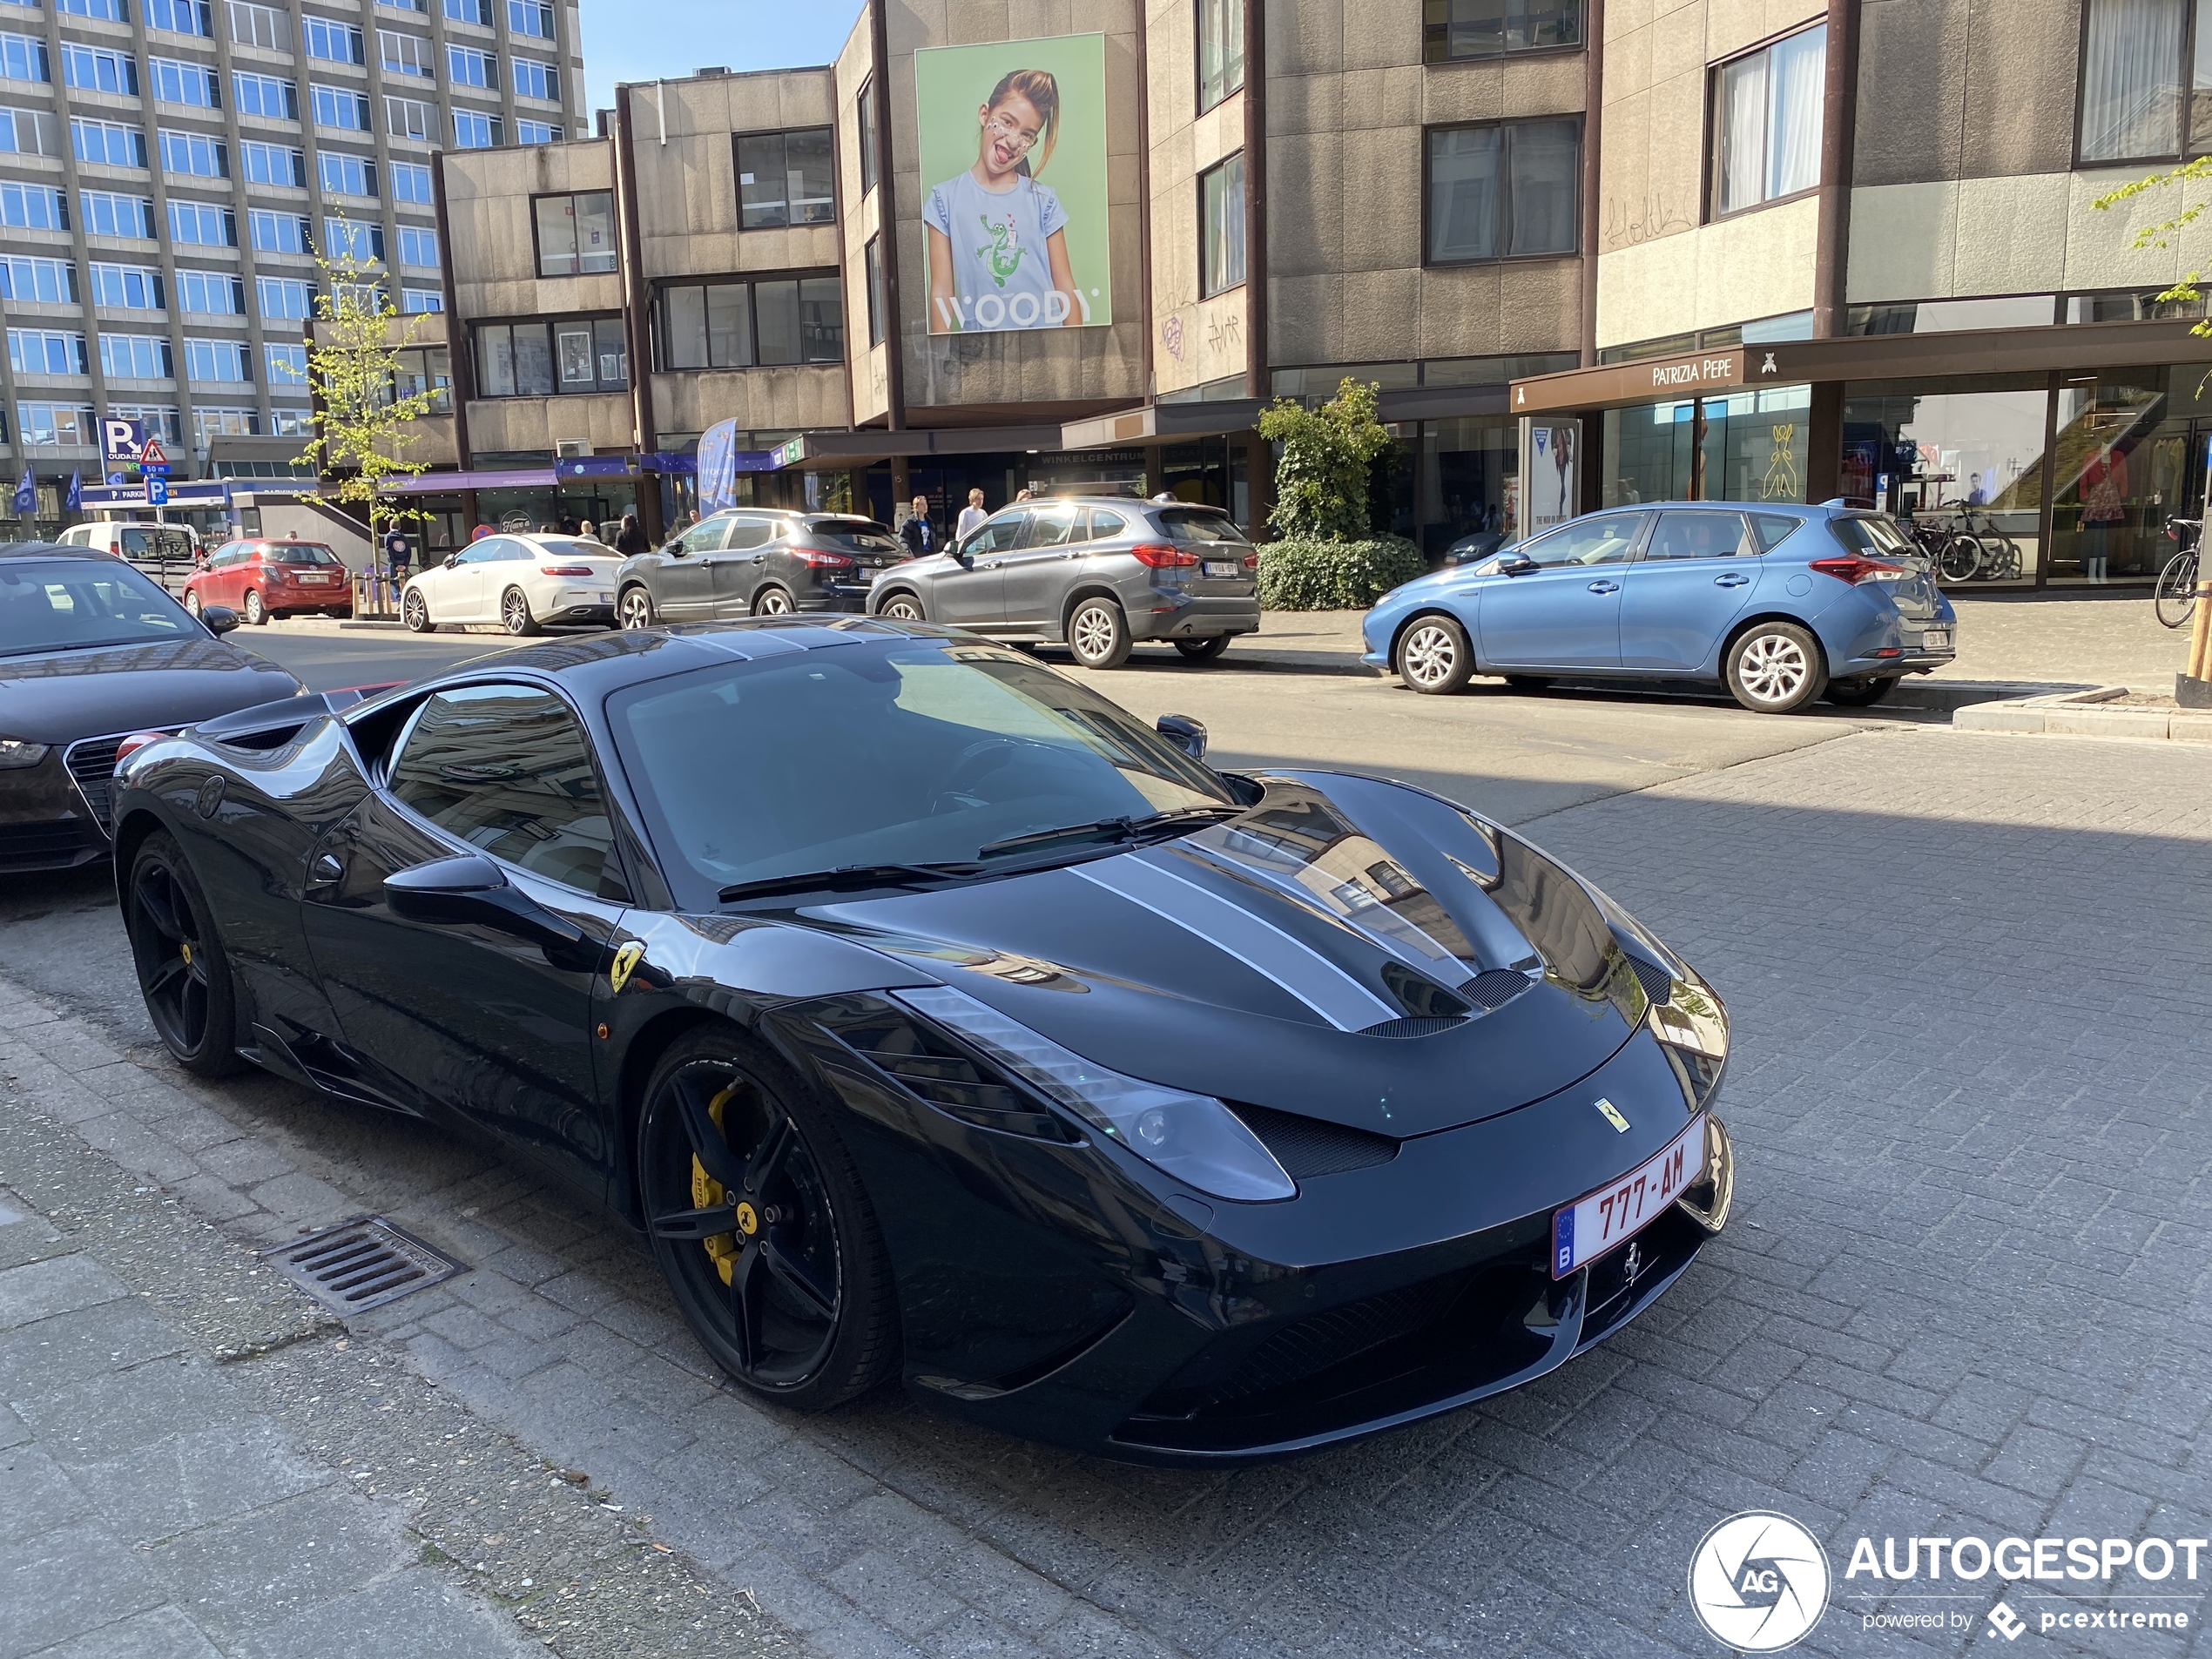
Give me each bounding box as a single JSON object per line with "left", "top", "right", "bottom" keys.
{"left": 691, "top": 1083, "right": 754, "bottom": 1285}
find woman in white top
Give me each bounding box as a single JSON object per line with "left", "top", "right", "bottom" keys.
{"left": 954, "top": 489, "right": 989, "bottom": 541}
{"left": 924, "top": 69, "right": 1083, "bottom": 334}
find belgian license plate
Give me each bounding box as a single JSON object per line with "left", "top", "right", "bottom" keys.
{"left": 1552, "top": 1116, "right": 1705, "bottom": 1278}
{"left": 1921, "top": 627, "right": 1952, "bottom": 651}
{"left": 1203, "top": 560, "right": 1240, "bottom": 578}
{"left": 597, "top": 590, "right": 612, "bottom": 602}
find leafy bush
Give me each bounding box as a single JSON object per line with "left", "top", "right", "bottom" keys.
{"left": 1257, "top": 379, "right": 1393, "bottom": 542}
{"left": 1258, "top": 536, "right": 1426, "bottom": 610}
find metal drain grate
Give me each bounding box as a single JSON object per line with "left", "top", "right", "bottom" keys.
{"left": 263, "top": 1217, "right": 464, "bottom": 1313}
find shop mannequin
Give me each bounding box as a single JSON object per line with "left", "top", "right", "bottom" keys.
{"left": 2080, "top": 441, "right": 2127, "bottom": 583}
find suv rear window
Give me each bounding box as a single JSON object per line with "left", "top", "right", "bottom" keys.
{"left": 1828, "top": 515, "right": 1914, "bottom": 556}
{"left": 1152, "top": 508, "right": 1250, "bottom": 546}
{"left": 803, "top": 517, "right": 901, "bottom": 554}
{"left": 267, "top": 543, "right": 342, "bottom": 565}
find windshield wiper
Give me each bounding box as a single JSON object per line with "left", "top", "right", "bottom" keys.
{"left": 718, "top": 861, "right": 985, "bottom": 903}
{"left": 974, "top": 805, "right": 1241, "bottom": 860}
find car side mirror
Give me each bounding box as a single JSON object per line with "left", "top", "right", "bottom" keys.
{"left": 1499, "top": 555, "right": 1540, "bottom": 576}
{"left": 385, "top": 853, "right": 592, "bottom": 963}
{"left": 200, "top": 604, "right": 240, "bottom": 635}
{"left": 443, "top": 553, "right": 459, "bottom": 568}
{"left": 1156, "top": 714, "right": 1207, "bottom": 760}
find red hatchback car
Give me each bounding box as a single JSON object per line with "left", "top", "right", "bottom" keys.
{"left": 184, "top": 539, "right": 354, "bottom": 624}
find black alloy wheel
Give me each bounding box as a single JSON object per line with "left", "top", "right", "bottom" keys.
{"left": 637, "top": 1030, "right": 897, "bottom": 1409}
{"left": 501, "top": 585, "right": 541, "bottom": 636}
{"left": 403, "top": 588, "right": 434, "bottom": 632}
{"left": 1174, "top": 635, "right": 1231, "bottom": 662}
{"left": 125, "top": 832, "right": 243, "bottom": 1078}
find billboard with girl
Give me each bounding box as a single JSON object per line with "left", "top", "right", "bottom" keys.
{"left": 915, "top": 34, "right": 1113, "bottom": 334}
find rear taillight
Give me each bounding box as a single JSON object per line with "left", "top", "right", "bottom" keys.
{"left": 1809, "top": 556, "right": 1908, "bottom": 584}
{"left": 1241, "top": 551, "right": 1259, "bottom": 570}
{"left": 540, "top": 564, "right": 596, "bottom": 576}
{"left": 114, "top": 731, "right": 167, "bottom": 765}
{"left": 1130, "top": 543, "right": 1200, "bottom": 569}
{"left": 792, "top": 549, "right": 856, "bottom": 569}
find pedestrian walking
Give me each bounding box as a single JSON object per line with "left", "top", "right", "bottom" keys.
{"left": 614, "top": 512, "right": 650, "bottom": 556}
{"left": 381, "top": 523, "right": 410, "bottom": 577}
{"left": 955, "top": 488, "right": 989, "bottom": 541}
{"left": 900, "top": 496, "right": 936, "bottom": 558}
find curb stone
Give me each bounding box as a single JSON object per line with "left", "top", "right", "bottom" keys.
{"left": 1952, "top": 684, "right": 2212, "bottom": 741}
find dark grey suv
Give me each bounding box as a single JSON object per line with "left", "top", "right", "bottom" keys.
{"left": 616, "top": 509, "right": 905, "bottom": 628}
{"left": 868, "top": 496, "right": 1259, "bottom": 667}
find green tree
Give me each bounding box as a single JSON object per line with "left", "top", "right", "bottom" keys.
{"left": 1257, "top": 377, "right": 1393, "bottom": 541}
{"left": 2092, "top": 158, "right": 2211, "bottom": 339}
{"left": 293, "top": 254, "right": 435, "bottom": 538}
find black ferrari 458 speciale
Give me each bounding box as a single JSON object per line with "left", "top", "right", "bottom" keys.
{"left": 110, "top": 619, "right": 1733, "bottom": 1462}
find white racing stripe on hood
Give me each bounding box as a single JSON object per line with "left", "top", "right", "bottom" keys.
{"left": 1071, "top": 854, "right": 1399, "bottom": 1031}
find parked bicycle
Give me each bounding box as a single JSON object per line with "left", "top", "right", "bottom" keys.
{"left": 1928, "top": 505, "right": 2023, "bottom": 583}
{"left": 2155, "top": 515, "right": 2201, "bottom": 629}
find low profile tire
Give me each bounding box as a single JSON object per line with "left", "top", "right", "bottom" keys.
{"left": 877, "top": 592, "right": 927, "bottom": 624}
{"left": 1395, "top": 615, "right": 1474, "bottom": 695}
{"left": 1173, "top": 635, "right": 1231, "bottom": 663}
{"left": 1824, "top": 675, "right": 1899, "bottom": 707}
{"left": 402, "top": 589, "right": 434, "bottom": 633}
{"left": 1725, "top": 620, "right": 1827, "bottom": 713}
{"left": 1067, "top": 597, "right": 1133, "bottom": 669}
{"left": 125, "top": 831, "right": 243, "bottom": 1078}
{"left": 501, "top": 584, "right": 541, "bottom": 636}
{"left": 637, "top": 1028, "right": 898, "bottom": 1412}
{"left": 753, "top": 586, "right": 794, "bottom": 617}
{"left": 184, "top": 592, "right": 203, "bottom": 618}
{"left": 617, "top": 586, "right": 657, "bottom": 631}
{"left": 242, "top": 589, "right": 266, "bottom": 626}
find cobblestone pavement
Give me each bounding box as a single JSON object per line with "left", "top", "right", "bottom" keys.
{"left": 3, "top": 725, "right": 2209, "bottom": 1659}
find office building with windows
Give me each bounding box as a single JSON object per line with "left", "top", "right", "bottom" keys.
{"left": 0, "top": 0, "right": 585, "bottom": 527}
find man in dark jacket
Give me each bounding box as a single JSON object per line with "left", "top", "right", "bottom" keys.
{"left": 899, "top": 496, "right": 935, "bottom": 559}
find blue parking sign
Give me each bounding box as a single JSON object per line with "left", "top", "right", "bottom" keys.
{"left": 147, "top": 476, "right": 168, "bottom": 506}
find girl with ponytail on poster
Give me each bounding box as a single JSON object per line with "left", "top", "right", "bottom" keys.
{"left": 924, "top": 69, "right": 1084, "bottom": 333}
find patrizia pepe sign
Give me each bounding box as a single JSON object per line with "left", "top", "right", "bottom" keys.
{"left": 1649, "top": 352, "right": 1741, "bottom": 388}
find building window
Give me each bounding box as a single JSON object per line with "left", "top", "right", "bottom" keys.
{"left": 532, "top": 190, "right": 615, "bottom": 275}
{"left": 257, "top": 273, "right": 312, "bottom": 317}
{"left": 655, "top": 273, "right": 844, "bottom": 368}
{"left": 103, "top": 332, "right": 175, "bottom": 377}
{"left": 453, "top": 108, "right": 500, "bottom": 147}
{"left": 513, "top": 56, "right": 556, "bottom": 99}
{"left": 1, "top": 33, "right": 51, "bottom": 84}
{"left": 0, "top": 253, "right": 77, "bottom": 304}
{"left": 734, "top": 128, "right": 834, "bottom": 228}
{"left": 313, "top": 83, "right": 372, "bottom": 131}
{"left": 857, "top": 79, "right": 877, "bottom": 195}
{"left": 228, "top": 0, "right": 285, "bottom": 48}
{"left": 158, "top": 127, "right": 227, "bottom": 175}
{"left": 319, "top": 150, "right": 375, "bottom": 196}
{"left": 448, "top": 44, "right": 495, "bottom": 85}
{"left": 8, "top": 327, "right": 87, "bottom": 374}
{"left": 515, "top": 117, "right": 558, "bottom": 145}
{"left": 193, "top": 406, "right": 260, "bottom": 440}
{"left": 507, "top": 0, "right": 551, "bottom": 37}
{"left": 57, "top": 0, "right": 130, "bottom": 18}
{"left": 62, "top": 44, "right": 138, "bottom": 96}
{"left": 390, "top": 158, "right": 432, "bottom": 201}
{"left": 184, "top": 336, "right": 253, "bottom": 382}
{"left": 379, "top": 29, "right": 433, "bottom": 77}
{"left": 16, "top": 402, "right": 96, "bottom": 447}
{"left": 81, "top": 189, "right": 156, "bottom": 237}
{"left": 303, "top": 17, "right": 363, "bottom": 62}
{"left": 385, "top": 95, "right": 433, "bottom": 139}
{"left": 266, "top": 407, "right": 312, "bottom": 435}
{"left": 266, "top": 341, "right": 306, "bottom": 383}
{"left": 91, "top": 261, "right": 165, "bottom": 309}
{"left": 172, "top": 268, "right": 241, "bottom": 313}
{"left": 74, "top": 118, "right": 145, "bottom": 167}
{"left": 150, "top": 57, "right": 222, "bottom": 108}
{"left": 473, "top": 316, "right": 626, "bottom": 396}
{"left": 864, "top": 235, "right": 885, "bottom": 345}
{"left": 392, "top": 344, "right": 451, "bottom": 408}
{"left": 3, "top": 106, "right": 63, "bottom": 156}
{"left": 324, "top": 216, "right": 383, "bottom": 260}
{"left": 233, "top": 71, "right": 297, "bottom": 120}
{"left": 1423, "top": 0, "right": 1581, "bottom": 61}
{"left": 1711, "top": 24, "right": 1825, "bottom": 218}
{"left": 1426, "top": 118, "right": 1580, "bottom": 262}
{"left": 250, "top": 207, "right": 311, "bottom": 251}
{"left": 168, "top": 199, "right": 237, "bottom": 246}
{"left": 444, "top": 0, "right": 488, "bottom": 22}
{"left": 1200, "top": 153, "right": 1245, "bottom": 296}
{"left": 110, "top": 402, "right": 182, "bottom": 442}
{"left": 239, "top": 138, "right": 305, "bottom": 185}
{"left": 401, "top": 285, "right": 442, "bottom": 312}
{"left": 0, "top": 179, "right": 66, "bottom": 230}
{"left": 397, "top": 225, "right": 437, "bottom": 266}
{"left": 1198, "top": 0, "right": 1244, "bottom": 111}
{"left": 2079, "top": 0, "right": 2212, "bottom": 162}
{"left": 145, "top": 0, "right": 215, "bottom": 36}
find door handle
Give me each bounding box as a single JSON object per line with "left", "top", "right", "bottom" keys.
{"left": 751, "top": 554, "right": 765, "bottom": 563}
{"left": 1587, "top": 580, "right": 1621, "bottom": 594}
{"left": 1715, "top": 572, "right": 1751, "bottom": 587}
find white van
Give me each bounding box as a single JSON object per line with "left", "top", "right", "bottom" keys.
{"left": 54, "top": 521, "right": 204, "bottom": 563}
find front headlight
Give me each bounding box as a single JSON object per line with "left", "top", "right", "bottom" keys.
{"left": 894, "top": 986, "right": 1298, "bottom": 1202}
{"left": 0, "top": 738, "right": 51, "bottom": 769}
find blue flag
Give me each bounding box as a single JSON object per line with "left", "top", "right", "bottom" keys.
{"left": 65, "top": 469, "right": 82, "bottom": 513}
{"left": 10, "top": 466, "right": 32, "bottom": 516}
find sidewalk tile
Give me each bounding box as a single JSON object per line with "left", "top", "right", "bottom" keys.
{"left": 73, "top": 1418, "right": 331, "bottom": 1541}
{"left": 0, "top": 1253, "right": 132, "bottom": 1332}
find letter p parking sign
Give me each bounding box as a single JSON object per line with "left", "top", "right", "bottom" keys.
{"left": 100, "top": 418, "right": 145, "bottom": 465}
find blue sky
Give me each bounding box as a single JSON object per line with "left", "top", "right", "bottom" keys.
{"left": 583, "top": 0, "right": 865, "bottom": 115}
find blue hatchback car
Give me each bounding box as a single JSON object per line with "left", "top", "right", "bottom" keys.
{"left": 1361, "top": 501, "right": 1959, "bottom": 712}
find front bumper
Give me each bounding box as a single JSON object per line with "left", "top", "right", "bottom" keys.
{"left": 804, "top": 586, "right": 875, "bottom": 613}
{"left": 1130, "top": 594, "right": 1262, "bottom": 642}
{"left": 0, "top": 759, "right": 108, "bottom": 873}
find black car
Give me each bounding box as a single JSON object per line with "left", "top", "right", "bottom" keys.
{"left": 615, "top": 510, "right": 906, "bottom": 629}
{"left": 0, "top": 542, "right": 301, "bottom": 874}
{"left": 109, "top": 619, "right": 1734, "bottom": 1463}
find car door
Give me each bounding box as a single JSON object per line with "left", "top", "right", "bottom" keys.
{"left": 654, "top": 516, "right": 730, "bottom": 619}
{"left": 709, "top": 512, "right": 779, "bottom": 616}
{"left": 1617, "top": 509, "right": 1763, "bottom": 671}
{"left": 933, "top": 509, "right": 1028, "bottom": 627}
{"left": 1474, "top": 510, "right": 1647, "bottom": 671}
{"left": 442, "top": 538, "right": 504, "bottom": 622}
{"left": 300, "top": 680, "right": 626, "bottom": 1188}
{"left": 999, "top": 502, "right": 1084, "bottom": 631}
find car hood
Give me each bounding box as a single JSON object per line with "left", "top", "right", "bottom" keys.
{"left": 799, "top": 770, "right": 1657, "bottom": 1138}
{"left": 0, "top": 637, "right": 303, "bottom": 744}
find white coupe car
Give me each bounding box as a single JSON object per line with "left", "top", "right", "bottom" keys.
{"left": 401, "top": 533, "right": 624, "bottom": 635}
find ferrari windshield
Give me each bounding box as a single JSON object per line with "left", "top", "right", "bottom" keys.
{"left": 0, "top": 558, "right": 196, "bottom": 657}
{"left": 608, "top": 639, "right": 1238, "bottom": 905}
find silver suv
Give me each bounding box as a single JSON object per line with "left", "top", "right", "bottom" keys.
{"left": 868, "top": 496, "right": 1259, "bottom": 667}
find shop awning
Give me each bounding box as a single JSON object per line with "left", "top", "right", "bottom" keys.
{"left": 380, "top": 468, "right": 557, "bottom": 493}
{"left": 1059, "top": 399, "right": 1266, "bottom": 449}
{"left": 765, "top": 424, "right": 1069, "bottom": 469}
{"left": 1508, "top": 319, "right": 2212, "bottom": 416}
